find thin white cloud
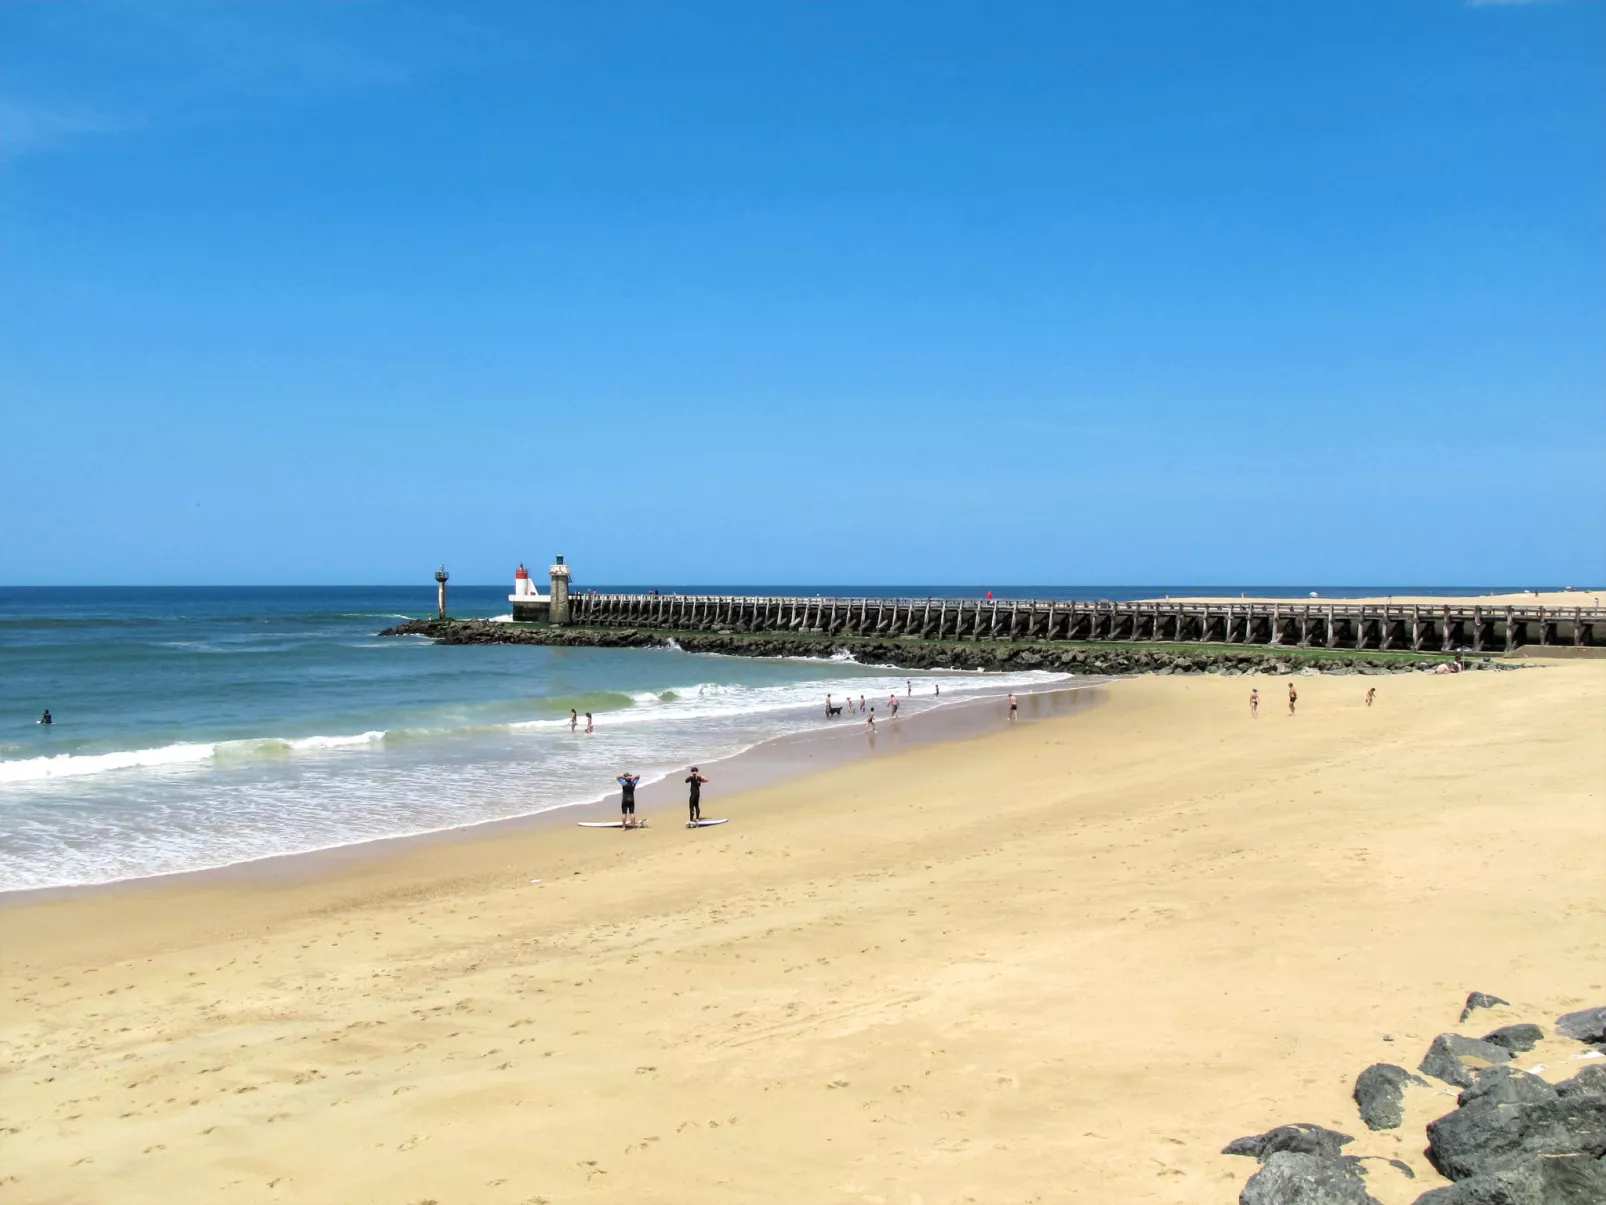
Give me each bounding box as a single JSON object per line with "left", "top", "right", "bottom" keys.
{"left": 0, "top": 101, "right": 138, "bottom": 159}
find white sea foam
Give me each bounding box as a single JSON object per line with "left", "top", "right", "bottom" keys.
{"left": 0, "top": 742, "right": 217, "bottom": 783}
{"left": 486, "top": 614, "right": 514, "bottom": 623}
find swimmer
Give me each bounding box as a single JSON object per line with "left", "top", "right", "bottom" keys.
{"left": 570, "top": 708, "right": 578, "bottom": 732}
{"left": 585, "top": 711, "right": 594, "bottom": 734}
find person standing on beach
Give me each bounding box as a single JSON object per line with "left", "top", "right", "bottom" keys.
{"left": 1008, "top": 693, "right": 1018, "bottom": 721}
{"left": 684, "top": 766, "right": 708, "bottom": 823}
{"left": 570, "top": 709, "right": 578, "bottom": 732}
{"left": 617, "top": 773, "right": 641, "bottom": 828}
{"left": 934, "top": 683, "right": 940, "bottom": 697}
{"left": 1366, "top": 687, "right": 1376, "bottom": 707}
{"left": 1249, "top": 688, "right": 1259, "bottom": 719}
{"left": 889, "top": 693, "right": 899, "bottom": 718}
{"left": 1287, "top": 684, "right": 1297, "bottom": 716}
{"left": 866, "top": 707, "right": 875, "bottom": 731}
{"left": 585, "top": 711, "right": 594, "bottom": 734}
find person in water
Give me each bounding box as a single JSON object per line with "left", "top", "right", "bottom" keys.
{"left": 685, "top": 766, "right": 708, "bottom": 823}
{"left": 570, "top": 709, "right": 578, "bottom": 732}
{"left": 38, "top": 709, "right": 52, "bottom": 725}
{"left": 866, "top": 707, "right": 875, "bottom": 731}
{"left": 617, "top": 772, "right": 641, "bottom": 827}
{"left": 585, "top": 711, "right": 594, "bottom": 734}
{"left": 889, "top": 693, "right": 899, "bottom": 718}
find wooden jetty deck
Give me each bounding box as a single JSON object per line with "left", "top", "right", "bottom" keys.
{"left": 564, "top": 594, "right": 1606, "bottom": 653}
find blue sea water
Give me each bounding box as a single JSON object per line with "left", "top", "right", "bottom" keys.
{"left": 0, "top": 585, "right": 1087, "bottom": 892}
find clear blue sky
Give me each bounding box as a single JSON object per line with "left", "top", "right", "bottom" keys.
{"left": 3, "top": 1, "right": 1602, "bottom": 586}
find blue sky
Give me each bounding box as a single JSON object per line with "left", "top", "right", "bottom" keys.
{"left": 2, "top": 1, "right": 1602, "bottom": 586}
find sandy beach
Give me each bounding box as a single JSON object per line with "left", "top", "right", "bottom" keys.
{"left": 3, "top": 664, "right": 1603, "bottom": 1204}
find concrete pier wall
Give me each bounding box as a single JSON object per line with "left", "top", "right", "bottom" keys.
{"left": 560, "top": 594, "right": 1606, "bottom": 653}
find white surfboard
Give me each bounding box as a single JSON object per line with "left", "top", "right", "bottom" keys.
{"left": 686, "top": 818, "right": 729, "bottom": 828}
{"left": 578, "top": 820, "right": 649, "bottom": 829}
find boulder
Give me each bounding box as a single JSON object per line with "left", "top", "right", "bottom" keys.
{"left": 1556, "top": 1006, "right": 1606, "bottom": 1049}
{"left": 1239, "top": 1152, "right": 1383, "bottom": 1205}
{"left": 1354, "top": 1063, "right": 1428, "bottom": 1130}
{"left": 1409, "top": 1153, "right": 1606, "bottom": 1204}
{"left": 1460, "top": 992, "right": 1511, "bottom": 1023}
{"left": 1425, "top": 1065, "right": 1606, "bottom": 1182}
{"left": 1224, "top": 1123, "right": 1356, "bottom": 1161}
{"left": 1420, "top": 1033, "right": 1515, "bottom": 1089}
{"left": 1480, "top": 1025, "right": 1544, "bottom": 1055}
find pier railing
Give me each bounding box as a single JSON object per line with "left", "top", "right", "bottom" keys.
{"left": 562, "top": 594, "right": 1606, "bottom": 653}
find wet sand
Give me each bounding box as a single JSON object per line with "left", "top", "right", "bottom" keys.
{"left": 2, "top": 664, "right": 1602, "bottom": 1204}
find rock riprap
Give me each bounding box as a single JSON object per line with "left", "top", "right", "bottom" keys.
{"left": 1480, "top": 1024, "right": 1544, "bottom": 1055}
{"left": 1418, "top": 1064, "right": 1606, "bottom": 1202}
{"left": 1419, "top": 1033, "right": 1515, "bottom": 1089}
{"left": 1240, "top": 1152, "right": 1384, "bottom": 1205}
{"left": 1227, "top": 999, "right": 1606, "bottom": 1205}
{"left": 377, "top": 619, "right": 1468, "bottom": 676}
{"left": 1354, "top": 1063, "right": 1428, "bottom": 1131}
{"left": 1556, "top": 1006, "right": 1606, "bottom": 1050}
{"left": 1459, "top": 992, "right": 1511, "bottom": 1023}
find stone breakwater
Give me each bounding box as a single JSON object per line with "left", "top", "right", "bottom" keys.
{"left": 377, "top": 619, "right": 1496, "bottom": 676}
{"left": 1222, "top": 995, "right": 1606, "bottom": 1204}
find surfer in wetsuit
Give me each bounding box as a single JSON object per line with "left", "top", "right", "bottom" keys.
{"left": 617, "top": 773, "right": 641, "bottom": 828}
{"left": 685, "top": 766, "right": 708, "bottom": 823}
{"left": 38, "top": 709, "right": 52, "bottom": 725}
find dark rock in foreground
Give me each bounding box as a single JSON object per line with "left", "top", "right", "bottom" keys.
{"left": 1460, "top": 992, "right": 1511, "bottom": 1023}
{"left": 1354, "top": 1062, "right": 1428, "bottom": 1130}
{"left": 1224, "top": 1123, "right": 1355, "bottom": 1161}
{"left": 1412, "top": 1153, "right": 1606, "bottom": 1205}
{"left": 1480, "top": 1024, "right": 1544, "bottom": 1055}
{"left": 1239, "top": 1151, "right": 1383, "bottom": 1205}
{"left": 1420, "top": 1033, "right": 1515, "bottom": 1089}
{"left": 1424, "top": 1065, "right": 1606, "bottom": 1182}
{"left": 1556, "top": 1006, "right": 1606, "bottom": 1049}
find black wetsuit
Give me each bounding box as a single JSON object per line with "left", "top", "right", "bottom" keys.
{"left": 685, "top": 774, "right": 703, "bottom": 822}
{"left": 618, "top": 776, "right": 637, "bottom": 816}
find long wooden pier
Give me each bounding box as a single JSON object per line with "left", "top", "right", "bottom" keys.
{"left": 563, "top": 594, "right": 1606, "bottom": 653}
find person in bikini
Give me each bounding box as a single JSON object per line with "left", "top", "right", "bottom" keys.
{"left": 1365, "top": 687, "right": 1376, "bottom": 707}
{"left": 1287, "top": 683, "right": 1297, "bottom": 715}
{"left": 1249, "top": 688, "right": 1258, "bottom": 719}
{"left": 1008, "top": 693, "right": 1018, "bottom": 721}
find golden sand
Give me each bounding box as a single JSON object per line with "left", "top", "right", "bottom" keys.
{"left": 3, "top": 665, "right": 1603, "bottom": 1204}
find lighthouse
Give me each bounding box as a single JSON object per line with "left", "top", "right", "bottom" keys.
{"left": 508, "top": 557, "right": 571, "bottom": 623}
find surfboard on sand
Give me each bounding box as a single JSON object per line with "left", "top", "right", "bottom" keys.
{"left": 578, "top": 821, "right": 649, "bottom": 829}
{"left": 686, "top": 818, "right": 729, "bottom": 828}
